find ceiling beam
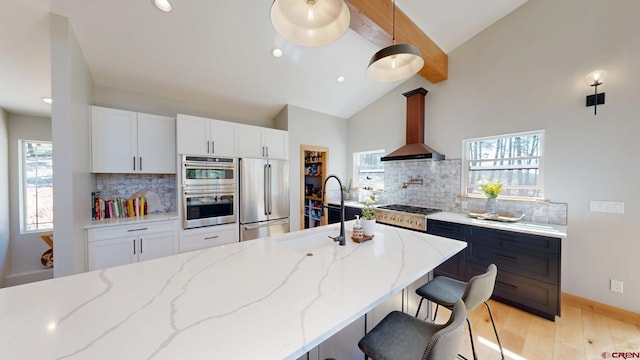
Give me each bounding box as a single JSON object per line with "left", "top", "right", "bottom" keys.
{"left": 347, "top": 0, "right": 448, "bottom": 83}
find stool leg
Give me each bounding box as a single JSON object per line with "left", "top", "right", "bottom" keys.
{"left": 484, "top": 301, "right": 505, "bottom": 360}
{"left": 432, "top": 304, "right": 439, "bottom": 322}
{"left": 466, "top": 317, "right": 478, "bottom": 360}
{"left": 415, "top": 298, "right": 424, "bottom": 318}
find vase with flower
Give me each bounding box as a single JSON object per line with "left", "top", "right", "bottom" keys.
{"left": 481, "top": 180, "right": 503, "bottom": 215}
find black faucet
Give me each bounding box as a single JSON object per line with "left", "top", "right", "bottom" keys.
{"left": 321, "top": 175, "right": 346, "bottom": 246}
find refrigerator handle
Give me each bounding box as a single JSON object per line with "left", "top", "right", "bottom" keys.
{"left": 264, "top": 164, "right": 269, "bottom": 215}
{"left": 243, "top": 219, "right": 289, "bottom": 230}
{"left": 268, "top": 164, "right": 272, "bottom": 215}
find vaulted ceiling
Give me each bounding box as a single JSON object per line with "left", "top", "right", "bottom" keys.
{"left": 0, "top": 0, "right": 527, "bottom": 120}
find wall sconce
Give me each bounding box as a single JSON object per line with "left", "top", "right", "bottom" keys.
{"left": 585, "top": 70, "right": 607, "bottom": 115}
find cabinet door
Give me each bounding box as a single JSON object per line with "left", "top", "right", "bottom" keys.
{"left": 138, "top": 231, "right": 178, "bottom": 262}
{"left": 176, "top": 114, "right": 210, "bottom": 156}
{"left": 209, "top": 120, "right": 237, "bottom": 157}
{"left": 262, "top": 128, "right": 288, "bottom": 159}
{"left": 237, "top": 124, "right": 263, "bottom": 157}
{"left": 91, "top": 106, "right": 137, "bottom": 173}
{"left": 88, "top": 236, "right": 137, "bottom": 271}
{"left": 137, "top": 113, "right": 176, "bottom": 174}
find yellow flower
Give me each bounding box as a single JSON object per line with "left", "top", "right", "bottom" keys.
{"left": 481, "top": 180, "right": 503, "bottom": 198}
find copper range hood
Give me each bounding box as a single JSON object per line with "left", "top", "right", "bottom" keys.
{"left": 381, "top": 87, "right": 445, "bottom": 161}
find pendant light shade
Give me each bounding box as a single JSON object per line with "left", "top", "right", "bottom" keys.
{"left": 271, "top": 0, "right": 350, "bottom": 47}
{"left": 366, "top": 0, "right": 424, "bottom": 82}
{"left": 367, "top": 44, "right": 424, "bottom": 82}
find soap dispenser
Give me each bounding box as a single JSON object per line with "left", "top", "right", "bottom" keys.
{"left": 353, "top": 215, "right": 364, "bottom": 240}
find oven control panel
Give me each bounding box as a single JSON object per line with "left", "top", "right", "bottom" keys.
{"left": 375, "top": 210, "right": 427, "bottom": 232}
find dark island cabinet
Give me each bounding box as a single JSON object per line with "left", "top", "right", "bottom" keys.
{"left": 427, "top": 219, "right": 561, "bottom": 321}
{"left": 427, "top": 219, "right": 467, "bottom": 280}
{"left": 328, "top": 205, "right": 362, "bottom": 225}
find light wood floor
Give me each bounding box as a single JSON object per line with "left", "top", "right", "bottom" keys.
{"left": 431, "top": 300, "right": 640, "bottom": 360}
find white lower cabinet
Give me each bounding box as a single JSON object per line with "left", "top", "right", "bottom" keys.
{"left": 179, "top": 223, "right": 239, "bottom": 253}
{"left": 87, "top": 220, "right": 179, "bottom": 271}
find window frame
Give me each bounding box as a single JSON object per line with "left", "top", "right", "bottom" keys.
{"left": 352, "top": 149, "right": 385, "bottom": 191}
{"left": 461, "top": 130, "right": 545, "bottom": 201}
{"left": 19, "top": 139, "right": 54, "bottom": 233}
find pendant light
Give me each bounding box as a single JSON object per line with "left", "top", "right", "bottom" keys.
{"left": 367, "top": 0, "right": 424, "bottom": 82}
{"left": 271, "top": 0, "right": 351, "bottom": 47}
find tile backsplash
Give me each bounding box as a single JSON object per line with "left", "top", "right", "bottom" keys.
{"left": 383, "top": 159, "right": 567, "bottom": 226}
{"left": 95, "top": 174, "right": 177, "bottom": 212}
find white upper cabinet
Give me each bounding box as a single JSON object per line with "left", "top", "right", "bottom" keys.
{"left": 176, "top": 114, "right": 237, "bottom": 157}
{"left": 238, "top": 124, "right": 288, "bottom": 159}
{"left": 91, "top": 106, "right": 176, "bottom": 174}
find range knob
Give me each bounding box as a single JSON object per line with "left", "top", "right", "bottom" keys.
{"left": 398, "top": 216, "right": 404, "bottom": 222}
{"left": 407, "top": 219, "right": 414, "bottom": 224}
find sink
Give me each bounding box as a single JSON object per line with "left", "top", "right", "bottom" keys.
{"left": 276, "top": 232, "right": 337, "bottom": 253}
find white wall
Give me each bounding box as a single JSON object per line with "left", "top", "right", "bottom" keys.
{"left": 348, "top": 0, "right": 640, "bottom": 312}
{"left": 50, "top": 14, "right": 95, "bottom": 276}
{"left": 94, "top": 85, "right": 274, "bottom": 128}
{"left": 285, "top": 105, "right": 348, "bottom": 231}
{"left": 6, "top": 115, "right": 52, "bottom": 276}
{"left": 0, "top": 108, "right": 9, "bottom": 285}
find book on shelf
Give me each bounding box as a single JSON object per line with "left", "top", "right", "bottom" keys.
{"left": 91, "top": 193, "right": 148, "bottom": 220}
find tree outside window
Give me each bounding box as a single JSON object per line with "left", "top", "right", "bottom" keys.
{"left": 20, "top": 140, "right": 53, "bottom": 232}
{"left": 353, "top": 149, "right": 385, "bottom": 191}
{"left": 462, "top": 131, "right": 544, "bottom": 200}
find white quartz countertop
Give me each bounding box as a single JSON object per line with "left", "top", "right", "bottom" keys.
{"left": 84, "top": 211, "right": 179, "bottom": 229}
{"left": 427, "top": 212, "right": 568, "bottom": 238}
{"left": 0, "top": 221, "right": 465, "bottom": 360}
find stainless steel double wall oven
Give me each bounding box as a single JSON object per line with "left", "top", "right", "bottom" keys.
{"left": 181, "top": 155, "right": 237, "bottom": 229}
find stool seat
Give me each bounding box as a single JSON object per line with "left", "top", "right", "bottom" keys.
{"left": 358, "top": 300, "right": 467, "bottom": 360}
{"left": 415, "top": 276, "right": 467, "bottom": 308}
{"left": 414, "top": 264, "right": 504, "bottom": 360}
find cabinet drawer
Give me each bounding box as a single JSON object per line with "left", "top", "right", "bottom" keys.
{"left": 466, "top": 226, "right": 560, "bottom": 254}
{"left": 467, "top": 244, "right": 558, "bottom": 285}
{"left": 427, "top": 219, "right": 466, "bottom": 241}
{"left": 466, "top": 262, "right": 559, "bottom": 320}
{"left": 179, "top": 224, "right": 238, "bottom": 252}
{"left": 88, "top": 220, "right": 179, "bottom": 241}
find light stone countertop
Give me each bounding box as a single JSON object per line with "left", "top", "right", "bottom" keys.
{"left": 84, "top": 211, "right": 179, "bottom": 229}
{"left": 427, "top": 211, "right": 568, "bottom": 238}
{"left": 0, "top": 221, "right": 465, "bottom": 360}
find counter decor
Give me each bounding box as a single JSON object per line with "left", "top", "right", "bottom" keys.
{"left": 481, "top": 180, "right": 503, "bottom": 215}
{"left": 361, "top": 203, "right": 376, "bottom": 236}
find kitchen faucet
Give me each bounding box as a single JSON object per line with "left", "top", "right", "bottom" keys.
{"left": 321, "top": 175, "right": 346, "bottom": 246}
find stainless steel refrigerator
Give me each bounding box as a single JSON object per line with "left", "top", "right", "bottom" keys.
{"left": 239, "top": 158, "right": 290, "bottom": 241}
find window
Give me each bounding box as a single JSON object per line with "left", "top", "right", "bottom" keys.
{"left": 462, "top": 130, "right": 544, "bottom": 200}
{"left": 20, "top": 140, "right": 53, "bottom": 232}
{"left": 353, "top": 149, "right": 385, "bottom": 190}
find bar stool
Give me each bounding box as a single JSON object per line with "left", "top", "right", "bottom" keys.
{"left": 414, "top": 264, "right": 504, "bottom": 360}
{"left": 358, "top": 300, "right": 467, "bottom": 360}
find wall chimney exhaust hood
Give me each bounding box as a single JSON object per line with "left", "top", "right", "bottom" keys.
{"left": 381, "top": 88, "right": 445, "bottom": 162}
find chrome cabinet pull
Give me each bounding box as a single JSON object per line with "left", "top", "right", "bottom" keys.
{"left": 204, "top": 235, "right": 219, "bottom": 240}
{"left": 139, "top": 157, "right": 142, "bottom": 171}
{"left": 133, "top": 156, "right": 136, "bottom": 170}
{"left": 133, "top": 239, "right": 136, "bottom": 255}
{"left": 127, "top": 227, "right": 148, "bottom": 232}
{"left": 207, "top": 140, "right": 210, "bottom": 154}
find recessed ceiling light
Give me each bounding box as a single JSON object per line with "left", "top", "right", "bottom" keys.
{"left": 272, "top": 48, "right": 283, "bottom": 58}
{"left": 153, "top": 0, "right": 172, "bottom": 12}
{"left": 336, "top": 76, "right": 345, "bottom": 83}
{"left": 41, "top": 97, "right": 53, "bottom": 104}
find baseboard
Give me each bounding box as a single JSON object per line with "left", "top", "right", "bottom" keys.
{"left": 562, "top": 292, "right": 640, "bottom": 327}
{"left": 3, "top": 269, "right": 53, "bottom": 287}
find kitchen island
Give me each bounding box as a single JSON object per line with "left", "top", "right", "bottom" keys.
{"left": 0, "top": 222, "right": 465, "bottom": 360}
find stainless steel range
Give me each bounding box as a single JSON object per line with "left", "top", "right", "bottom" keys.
{"left": 375, "top": 205, "right": 442, "bottom": 232}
